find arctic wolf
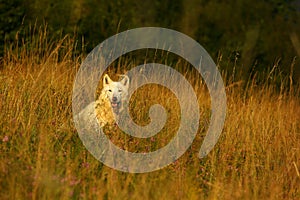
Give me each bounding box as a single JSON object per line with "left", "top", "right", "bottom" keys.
{"left": 74, "top": 74, "right": 129, "bottom": 131}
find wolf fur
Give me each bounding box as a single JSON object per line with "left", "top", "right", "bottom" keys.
{"left": 74, "top": 74, "right": 129, "bottom": 132}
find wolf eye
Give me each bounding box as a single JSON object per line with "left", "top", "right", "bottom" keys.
{"left": 108, "top": 89, "right": 112, "bottom": 92}
{"left": 118, "top": 89, "right": 122, "bottom": 92}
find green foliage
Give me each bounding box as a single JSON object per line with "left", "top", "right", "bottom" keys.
{"left": 195, "top": 1, "right": 299, "bottom": 76}
{"left": 1, "top": 0, "right": 300, "bottom": 83}
{"left": 0, "top": 0, "right": 25, "bottom": 56}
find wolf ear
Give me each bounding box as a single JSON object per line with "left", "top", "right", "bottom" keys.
{"left": 103, "top": 74, "right": 112, "bottom": 86}
{"left": 120, "top": 75, "right": 129, "bottom": 88}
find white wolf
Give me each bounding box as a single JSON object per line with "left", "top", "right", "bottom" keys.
{"left": 74, "top": 74, "right": 130, "bottom": 132}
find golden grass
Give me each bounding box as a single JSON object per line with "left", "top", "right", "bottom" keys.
{"left": 0, "top": 29, "right": 299, "bottom": 200}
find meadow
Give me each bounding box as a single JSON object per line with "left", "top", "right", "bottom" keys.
{"left": 0, "top": 28, "right": 299, "bottom": 199}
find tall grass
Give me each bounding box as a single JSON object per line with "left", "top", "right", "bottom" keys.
{"left": 0, "top": 27, "right": 299, "bottom": 200}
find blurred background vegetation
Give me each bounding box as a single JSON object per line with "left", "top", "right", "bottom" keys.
{"left": 1, "top": 0, "right": 300, "bottom": 84}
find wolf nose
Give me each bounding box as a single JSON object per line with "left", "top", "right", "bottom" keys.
{"left": 112, "top": 97, "right": 117, "bottom": 102}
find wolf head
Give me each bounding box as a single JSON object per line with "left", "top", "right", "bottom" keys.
{"left": 102, "top": 74, "right": 129, "bottom": 114}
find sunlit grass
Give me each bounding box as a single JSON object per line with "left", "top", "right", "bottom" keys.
{"left": 0, "top": 28, "right": 299, "bottom": 199}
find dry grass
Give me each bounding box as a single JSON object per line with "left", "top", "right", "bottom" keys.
{"left": 0, "top": 28, "right": 299, "bottom": 200}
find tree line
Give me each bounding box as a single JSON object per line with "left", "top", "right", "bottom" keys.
{"left": 1, "top": 0, "right": 300, "bottom": 83}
